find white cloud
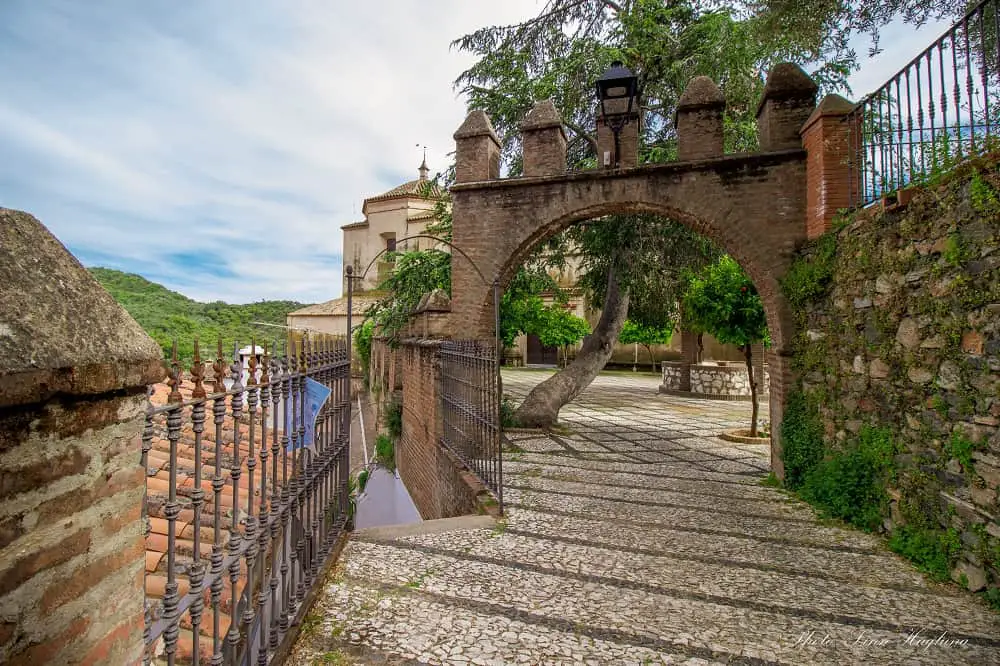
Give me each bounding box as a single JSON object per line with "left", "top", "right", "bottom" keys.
{"left": 0, "top": 0, "right": 540, "bottom": 303}
{"left": 0, "top": 1, "right": 954, "bottom": 305}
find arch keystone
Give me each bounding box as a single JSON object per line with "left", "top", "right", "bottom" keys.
{"left": 756, "top": 63, "right": 818, "bottom": 151}
{"left": 454, "top": 110, "right": 501, "bottom": 183}
{"left": 675, "top": 76, "right": 725, "bottom": 160}
{"left": 521, "top": 99, "right": 567, "bottom": 177}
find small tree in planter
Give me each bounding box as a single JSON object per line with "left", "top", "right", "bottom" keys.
{"left": 683, "top": 256, "right": 769, "bottom": 436}
{"left": 618, "top": 319, "right": 673, "bottom": 372}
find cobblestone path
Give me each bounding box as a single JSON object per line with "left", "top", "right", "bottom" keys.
{"left": 290, "top": 370, "right": 1000, "bottom": 665}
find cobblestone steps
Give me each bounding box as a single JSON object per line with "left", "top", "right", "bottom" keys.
{"left": 312, "top": 534, "right": 999, "bottom": 665}
{"left": 288, "top": 372, "right": 1000, "bottom": 665}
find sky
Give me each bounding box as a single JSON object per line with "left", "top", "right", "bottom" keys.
{"left": 0, "top": 2, "right": 952, "bottom": 305}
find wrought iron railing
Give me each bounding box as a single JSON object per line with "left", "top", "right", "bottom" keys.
{"left": 846, "top": 0, "right": 1000, "bottom": 207}
{"left": 440, "top": 340, "right": 503, "bottom": 513}
{"left": 141, "top": 335, "right": 352, "bottom": 665}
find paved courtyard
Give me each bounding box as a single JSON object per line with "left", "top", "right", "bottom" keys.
{"left": 290, "top": 369, "right": 1000, "bottom": 665}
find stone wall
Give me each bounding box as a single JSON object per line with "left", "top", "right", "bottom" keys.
{"left": 661, "top": 361, "right": 770, "bottom": 400}
{"left": 0, "top": 209, "right": 163, "bottom": 664}
{"left": 788, "top": 157, "right": 1000, "bottom": 595}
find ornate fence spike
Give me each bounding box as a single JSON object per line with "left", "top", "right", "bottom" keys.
{"left": 192, "top": 338, "right": 207, "bottom": 400}
{"left": 167, "top": 340, "right": 183, "bottom": 404}
{"left": 214, "top": 337, "right": 227, "bottom": 394}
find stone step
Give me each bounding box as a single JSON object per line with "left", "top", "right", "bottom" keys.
{"left": 508, "top": 452, "right": 766, "bottom": 485}
{"left": 502, "top": 487, "right": 879, "bottom": 551}
{"left": 311, "top": 568, "right": 743, "bottom": 665}
{"left": 361, "top": 529, "right": 998, "bottom": 639}
{"left": 340, "top": 539, "right": 1000, "bottom": 666}
{"left": 504, "top": 459, "right": 787, "bottom": 502}
{"left": 504, "top": 473, "right": 817, "bottom": 522}
{"left": 502, "top": 506, "right": 929, "bottom": 590}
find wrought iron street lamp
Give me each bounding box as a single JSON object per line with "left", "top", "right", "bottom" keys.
{"left": 596, "top": 61, "right": 639, "bottom": 168}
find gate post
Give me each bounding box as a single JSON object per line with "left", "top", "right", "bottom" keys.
{"left": 800, "top": 94, "right": 858, "bottom": 239}
{"left": 0, "top": 209, "right": 163, "bottom": 665}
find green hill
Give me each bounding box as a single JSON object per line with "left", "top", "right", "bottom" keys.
{"left": 89, "top": 267, "right": 310, "bottom": 362}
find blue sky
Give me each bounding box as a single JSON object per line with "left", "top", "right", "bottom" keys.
{"left": 0, "top": 2, "right": 949, "bottom": 304}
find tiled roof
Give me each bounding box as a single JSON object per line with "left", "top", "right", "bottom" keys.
{"left": 406, "top": 210, "right": 437, "bottom": 223}
{"left": 363, "top": 178, "right": 444, "bottom": 207}
{"left": 286, "top": 293, "right": 383, "bottom": 317}
{"left": 341, "top": 220, "right": 368, "bottom": 230}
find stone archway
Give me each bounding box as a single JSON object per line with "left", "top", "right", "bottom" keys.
{"left": 444, "top": 64, "right": 828, "bottom": 478}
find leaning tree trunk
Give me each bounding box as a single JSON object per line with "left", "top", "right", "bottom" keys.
{"left": 744, "top": 343, "right": 759, "bottom": 437}
{"left": 514, "top": 267, "right": 631, "bottom": 428}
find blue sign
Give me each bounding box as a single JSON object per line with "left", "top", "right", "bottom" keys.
{"left": 285, "top": 377, "right": 332, "bottom": 452}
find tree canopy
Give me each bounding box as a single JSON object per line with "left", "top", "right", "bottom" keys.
{"left": 750, "top": 0, "right": 969, "bottom": 61}
{"left": 682, "top": 255, "right": 768, "bottom": 348}
{"left": 454, "top": 0, "right": 855, "bottom": 172}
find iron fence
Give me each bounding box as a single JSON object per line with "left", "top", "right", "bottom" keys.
{"left": 440, "top": 339, "right": 503, "bottom": 513}
{"left": 846, "top": 0, "right": 1000, "bottom": 207}
{"left": 141, "top": 335, "right": 352, "bottom": 665}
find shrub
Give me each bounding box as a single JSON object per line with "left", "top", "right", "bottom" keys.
{"left": 374, "top": 434, "right": 395, "bottom": 470}
{"left": 781, "top": 232, "right": 837, "bottom": 307}
{"left": 888, "top": 525, "right": 961, "bottom": 582}
{"left": 354, "top": 319, "right": 375, "bottom": 386}
{"left": 780, "top": 390, "right": 825, "bottom": 490}
{"left": 799, "top": 425, "right": 897, "bottom": 532}
{"left": 385, "top": 399, "right": 402, "bottom": 439}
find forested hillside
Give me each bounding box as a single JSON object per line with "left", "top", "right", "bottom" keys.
{"left": 90, "top": 267, "right": 308, "bottom": 361}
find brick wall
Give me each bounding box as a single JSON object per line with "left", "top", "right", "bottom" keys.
{"left": 0, "top": 208, "right": 163, "bottom": 665}
{"left": 0, "top": 395, "right": 149, "bottom": 665}
{"left": 396, "top": 340, "right": 479, "bottom": 519}
{"left": 800, "top": 94, "right": 859, "bottom": 239}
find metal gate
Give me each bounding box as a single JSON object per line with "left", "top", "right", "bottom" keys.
{"left": 141, "top": 335, "right": 352, "bottom": 665}
{"left": 440, "top": 339, "right": 503, "bottom": 512}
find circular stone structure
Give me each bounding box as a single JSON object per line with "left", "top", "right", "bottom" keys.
{"left": 659, "top": 361, "right": 770, "bottom": 401}
{"left": 719, "top": 428, "right": 771, "bottom": 444}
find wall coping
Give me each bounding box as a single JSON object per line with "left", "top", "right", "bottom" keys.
{"left": 0, "top": 208, "right": 165, "bottom": 406}
{"left": 449, "top": 148, "right": 806, "bottom": 192}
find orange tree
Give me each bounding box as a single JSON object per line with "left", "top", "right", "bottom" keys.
{"left": 682, "top": 256, "right": 769, "bottom": 435}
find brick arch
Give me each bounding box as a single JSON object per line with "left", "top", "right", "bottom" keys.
{"left": 442, "top": 64, "right": 837, "bottom": 478}
{"left": 447, "top": 154, "right": 808, "bottom": 477}
{"left": 494, "top": 199, "right": 788, "bottom": 353}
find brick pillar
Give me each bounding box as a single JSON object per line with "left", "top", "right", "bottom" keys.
{"left": 0, "top": 208, "right": 163, "bottom": 665}
{"left": 675, "top": 76, "right": 725, "bottom": 160}
{"left": 679, "top": 329, "right": 699, "bottom": 392}
{"left": 521, "top": 99, "right": 567, "bottom": 177}
{"left": 756, "top": 63, "right": 818, "bottom": 152}
{"left": 596, "top": 100, "right": 640, "bottom": 169}
{"left": 454, "top": 110, "right": 501, "bottom": 183}
{"left": 800, "top": 94, "right": 859, "bottom": 239}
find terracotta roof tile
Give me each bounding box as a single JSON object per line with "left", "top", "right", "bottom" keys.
{"left": 144, "top": 376, "right": 288, "bottom": 664}
{"left": 287, "top": 293, "right": 382, "bottom": 317}
{"left": 363, "top": 177, "right": 443, "bottom": 206}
